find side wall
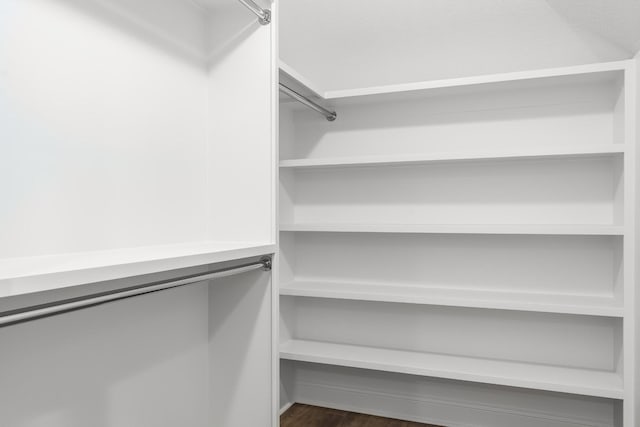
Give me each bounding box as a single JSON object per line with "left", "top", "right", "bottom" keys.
{"left": 205, "top": 2, "right": 277, "bottom": 426}
{"left": 206, "top": 0, "right": 275, "bottom": 245}
{"left": 209, "top": 264, "right": 274, "bottom": 427}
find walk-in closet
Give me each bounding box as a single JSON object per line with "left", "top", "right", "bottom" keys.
{"left": 1, "top": 1, "right": 639, "bottom": 427}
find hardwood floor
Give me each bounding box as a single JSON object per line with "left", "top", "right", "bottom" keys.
{"left": 280, "top": 404, "right": 444, "bottom": 427}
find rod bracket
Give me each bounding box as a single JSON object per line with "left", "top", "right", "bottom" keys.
{"left": 279, "top": 83, "right": 337, "bottom": 122}
{"left": 260, "top": 256, "right": 273, "bottom": 271}
{"left": 259, "top": 9, "right": 271, "bottom": 25}
{"left": 237, "top": 0, "right": 271, "bottom": 25}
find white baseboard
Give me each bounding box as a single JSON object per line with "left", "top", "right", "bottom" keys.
{"left": 279, "top": 401, "right": 294, "bottom": 416}
{"left": 290, "top": 377, "right": 614, "bottom": 427}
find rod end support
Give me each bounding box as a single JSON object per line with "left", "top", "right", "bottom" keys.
{"left": 260, "top": 256, "right": 273, "bottom": 271}
{"left": 326, "top": 113, "right": 337, "bottom": 122}
{"left": 259, "top": 9, "right": 271, "bottom": 25}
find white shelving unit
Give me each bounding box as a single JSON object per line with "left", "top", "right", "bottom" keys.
{"left": 278, "top": 60, "right": 637, "bottom": 427}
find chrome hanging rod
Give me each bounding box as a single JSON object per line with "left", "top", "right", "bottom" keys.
{"left": 237, "top": 0, "right": 271, "bottom": 25}
{"left": 0, "top": 256, "right": 272, "bottom": 328}
{"left": 279, "top": 83, "right": 337, "bottom": 122}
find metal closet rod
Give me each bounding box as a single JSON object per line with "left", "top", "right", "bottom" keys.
{"left": 237, "top": 0, "right": 271, "bottom": 25}
{"left": 0, "top": 256, "right": 272, "bottom": 328}
{"left": 280, "top": 83, "right": 337, "bottom": 122}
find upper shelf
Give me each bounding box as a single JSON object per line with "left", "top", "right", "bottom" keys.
{"left": 0, "top": 241, "right": 276, "bottom": 299}
{"left": 279, "top": 60, "right": 630, "bottom": 102}
{"left": 280, "top": 145, "right": 625, "bottom": 169}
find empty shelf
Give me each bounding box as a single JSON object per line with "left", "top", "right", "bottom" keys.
{"left": 279, "top": 224, "right": 625, "bottom": 236}
{"left": 280, "top": 280, "right": 623, "bottom": 317}
{"left": 280, "top": 145, "right": 625, "bottom": 169}
{"left": 280, "top": 340, "right": 624, "bottom": 399}
{"left": 324, "top": 61, "right": 628, "bottom": 100}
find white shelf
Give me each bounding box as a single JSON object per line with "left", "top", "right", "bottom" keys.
{"left": 323, "top": 61, "right": 629, "bottom": 100}
{"left": 280, "top": 145, "right": 625, "bottom": 169}
{"left": 279, "top": 60, "right": 324, "bottom": 98}
{"left": 280, "top": 340, "right": 624, "bottom": 399}
{"left": 279, "top": 223, "right": 624, "bottom": 236}
{"left": 0, "top": 241, "right": 276, "bottom": 298}
{"left": 280, "top": 280, "right": 623, "bottom": 317}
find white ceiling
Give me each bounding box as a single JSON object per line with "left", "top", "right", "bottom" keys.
{"left": 279, "top": 0, "right": 640, "bottom": 91}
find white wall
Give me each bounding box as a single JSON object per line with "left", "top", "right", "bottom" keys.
{"left": 209, "top": 269, "right": 273, "bottom": 427}
{"left": 205, "top": 2, "right": 275, "bottom": 244}
{"left": 0, "top": 0, "right": 276, "bottom": 256}
{"left": 0, "top": 0, "right": 210, "bottom": 258}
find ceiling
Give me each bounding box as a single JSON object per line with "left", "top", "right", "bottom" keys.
{"left": 279, "top": 0, "right": 640, "bottom": 91}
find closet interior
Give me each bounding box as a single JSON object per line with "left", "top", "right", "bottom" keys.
{"left": 0, "top": 1, "right": 639, "bottom": 427}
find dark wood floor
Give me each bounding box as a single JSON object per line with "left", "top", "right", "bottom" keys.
{"left": 281, "top": 404, "right": 444, "bottom": 427}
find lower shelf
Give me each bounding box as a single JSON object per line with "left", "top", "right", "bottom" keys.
{"left": 280, "top": 340, "right": 624, "bottom": 399}
{"left": 279, "top": 280, "right": 623, "bottom": 317}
